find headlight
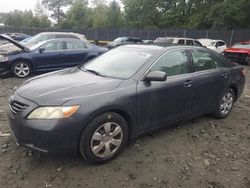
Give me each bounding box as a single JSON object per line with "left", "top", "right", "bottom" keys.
{"left": 28, "top": 106, "right": 79, "bottom": 119}
{"left": 0, "top": 55, "right": 9, "bottom": 62}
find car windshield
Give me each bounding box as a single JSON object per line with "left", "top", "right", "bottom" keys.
{"left": 24, "top": 33, "right": 49, "bottom": 43}
{"left": 82, "top": 48, "right": 153, "bottom": 79}
{"left": 114, "top": 37, "right": 126, "bottom": 42}
{"left": 232, "top": 43, "right": 250, "bottom": 49}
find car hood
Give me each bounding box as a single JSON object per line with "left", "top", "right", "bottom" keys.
{"left": 16, "top": 67, "right": 123, "bottom": 105}
{"left": 0, "top": 34, "right": 30, "bottom": 52}
{"left": 224, "top": 47, "right": 250, "bottom": 54}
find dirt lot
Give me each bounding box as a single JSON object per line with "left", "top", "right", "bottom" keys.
{"left": 0, "top": 67, "right": 249, "bottom": 188}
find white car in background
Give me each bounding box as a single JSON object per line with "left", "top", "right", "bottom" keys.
{"left": 198, "top": 39, "right": 227, "bottom": 53}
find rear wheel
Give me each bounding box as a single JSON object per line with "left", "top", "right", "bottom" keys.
{"left": 79, "top": 112, "right": 128, "bottom": 164}
{"left": 213, "top": 88, "right": 235, "bottom": 119}
{"left": 11, "top": 61, "right": 31, "bottom": 78}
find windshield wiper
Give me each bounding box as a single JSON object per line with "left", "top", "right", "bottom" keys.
{"left": 80, "top": 65, "right": 105, "bottom": 77}
{"left": 86, "top": 69, "right": 105, "bottom": 77}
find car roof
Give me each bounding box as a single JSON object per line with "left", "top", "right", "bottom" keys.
{"left": 119, "top": 44, "right": 205, "bottom": 53}
{"left": 39, "top": 32, "right": 83, "bottom": 35}
{"left": 157, "top": 37, "right": 195, "bottom": 40}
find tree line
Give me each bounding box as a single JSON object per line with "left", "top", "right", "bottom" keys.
{"left": 0, "top": 0, "right": 250, "bottom": 30}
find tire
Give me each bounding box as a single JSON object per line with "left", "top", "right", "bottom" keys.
{"left": 11, "top": 61, "right": 31, "bottom": 78}
{"left": 79, "top": 112, "right": 129, "bottom": 164}
{"left": 213, "top": 88, "right": 235, "bottom": 119}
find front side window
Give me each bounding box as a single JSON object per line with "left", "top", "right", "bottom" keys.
{"left": 42, "top": 41, "right": 63, "bottom": 51}
{"left": 191, "top": 50, "right": 216, "bottom": 72}
{"left": 194, "top": 41, "right": 203, "bottom": 47}
{"left": 66, "top": 40, "right": 87, "bottom": 50}
{"left": 186, "top": 40, "right": 194, "bottom": 45}
{"left": 150, "top": 50, "right": 189, "bottom": 77}
{"left": 178, "top": 40, "right": 185, "bottom": 45}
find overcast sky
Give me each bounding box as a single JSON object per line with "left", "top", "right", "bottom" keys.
{"left": 0, "top": 0, "right": 120, "bottom": 13}
{"left": 1, "top": 0, "right": 36, "bottom": 12}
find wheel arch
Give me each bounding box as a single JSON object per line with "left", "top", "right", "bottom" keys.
{"left": 229, "top": 85, "right": 238, "bottom": 101}
{"left": 76, "top": 107, "right": 134, "bottom": 155}
{"left": 13, "top": 59, "right": 34, "bottom": 69}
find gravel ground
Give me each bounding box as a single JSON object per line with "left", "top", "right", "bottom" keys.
{"left": 0, "top": 66, "right": 249, "bottom": 188}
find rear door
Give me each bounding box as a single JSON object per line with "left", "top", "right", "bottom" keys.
{"left": 62, "top": 40, "right": 89, "bottom": 67}
{"left": 188, "top": 49, "right": 230, "bottom": 113}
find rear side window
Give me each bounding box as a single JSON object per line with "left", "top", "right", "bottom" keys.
{"left": 66, "top": 40, "right": 87, "bottom": 50}
{"left": 150, "top": 50, "right": 189, "bottom": 77}
{"left": 191, "top": 50, "right": 216, "bottom": 72}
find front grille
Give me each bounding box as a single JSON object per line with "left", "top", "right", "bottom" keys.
{"left": 9, "top": 101, "right": 28, "bottom": 119}
{"left": 224, "top": 52, "right": 248, "bottom": 63}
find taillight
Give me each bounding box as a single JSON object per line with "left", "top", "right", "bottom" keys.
{"left": 241, "top": 68, "right": 246, "bottom": 77}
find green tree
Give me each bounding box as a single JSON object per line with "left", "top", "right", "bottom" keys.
{"left": 42, "top": 0, "right": 73, "bottom": 24}
{"left": 106, "top": 0, "right": 123, "bottom": 28}
{"left": 122, "top": 0, "right": 162, "bottom": 29}
{"left": 63, "top": 0, "right": 93, "bottom": 28}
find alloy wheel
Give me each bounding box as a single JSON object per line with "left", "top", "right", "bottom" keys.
{"left": 91, "top": 122, "right": 123, "bottom": 158}
{"left": 14, "top": 63, "right": 30, "bottom": 78}
{"left": 220, "top": 92, "right": 233, "bottom": 115}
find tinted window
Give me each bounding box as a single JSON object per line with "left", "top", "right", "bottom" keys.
{"left": 150, "top": 50, "right": 189, "bottom": 77}
{"left": 66, "top": 40, "right": 87, "bottom": 50}
{"left": 178, "top": 40, "right": 185, "bottom": 45}
{"left": 216, "top": 41, "right": 225, "bottom": 47}
{"left": 42, "top": 41, "right": 63, "bottom": 51}
{"left": 186, "top": 40, "right": 194, "bottom": 45}
{"left": 194, "top": 41, "right": 203, "bottom": 47}
{"left": 191, "top": 50, "right": 216, "bottom": 72}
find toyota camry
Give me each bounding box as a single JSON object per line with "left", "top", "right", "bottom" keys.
{"left": 8, "top": 45, "right": 245, "bottom": 164}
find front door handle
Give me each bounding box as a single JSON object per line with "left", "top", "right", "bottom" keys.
{"left": 221, "top": 72, "right": 228, "bottom": 78}
{"left": 184, "top": 80, "right": 192, "bottom": 88}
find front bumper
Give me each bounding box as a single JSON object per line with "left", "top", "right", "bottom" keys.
{"left": 8, "top": 93, "right": 84, "bottom": 155}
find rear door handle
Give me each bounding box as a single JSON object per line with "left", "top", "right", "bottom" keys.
{"left": 184, "top": 80, "right": 192, "bottom": 88}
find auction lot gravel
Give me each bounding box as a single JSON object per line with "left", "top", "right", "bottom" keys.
{"left": 0, "top": 66, "right": 250, "bottom": 188}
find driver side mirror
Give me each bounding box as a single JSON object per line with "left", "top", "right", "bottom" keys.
{"left": 39, "top": 48, "right": 45, "bottom": 53}
{"left": 144, "top": 71, "right": 167, "bottom": 82}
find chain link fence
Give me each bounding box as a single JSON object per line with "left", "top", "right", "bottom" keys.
{"left": 0, "top": 26, "right": 249, "bottom": 46}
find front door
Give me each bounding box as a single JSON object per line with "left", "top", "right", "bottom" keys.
{"left": 33, "top": 40, "right": 65, "bottom": 70}
{"left": 136, "top": 49, "right": 194, "bottom": 131}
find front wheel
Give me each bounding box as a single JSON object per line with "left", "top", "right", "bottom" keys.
{"left": 11, "top": 61, "right": 31, "bottom": 78}
{"left": 213, "top": 88, "right": 235, "bottom": 119}
{"left": 79, "top": 112, "right": 129, "bottom": 164}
